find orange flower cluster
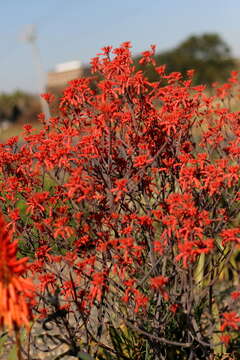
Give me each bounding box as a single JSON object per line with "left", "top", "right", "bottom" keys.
{"left": 0, "top": 213, "right": 35, "bottom": 331}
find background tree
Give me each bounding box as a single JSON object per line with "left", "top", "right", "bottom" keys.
{"left": 135, "top": 33, "right": 236, "bottom": 85}
{"left": 0, "top": 91, "right": 41, "bottom": 124}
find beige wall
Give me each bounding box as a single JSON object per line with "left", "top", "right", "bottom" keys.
{"left": 47, "top": 68, "right": 82, "bottom": 90}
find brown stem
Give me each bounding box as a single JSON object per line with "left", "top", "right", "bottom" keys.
{"left": 14, "top": 325, "right": 23, "bottom": 360}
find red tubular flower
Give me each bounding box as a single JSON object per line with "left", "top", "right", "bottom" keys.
{"left": 88, "top": 271, "right": 108, "bottom": 304}
{"left": 133, "top": 154, "right": 153, "bottom": 168}
{"left": 231, "top": 291, "right": 240, "bottom": 300}
{"left": 133, "top": 289, "right": 148, "bottom": 313}
{"left": 110, "top": 178, "right": 128, "bottom": 201}
{"left": 0, "top": 213, "right": 35, "bottom": 331}
{"left": 150, "top": 276, "right": 169, "bottom": 300}
{"left": 221, "top": 312, "right": 240, "bottom": 331}
{"left": 41, "top": 92, "right": 55, "bottom": 104}
{"left": 220, "top": 334, "right": 231, "bottom": 346}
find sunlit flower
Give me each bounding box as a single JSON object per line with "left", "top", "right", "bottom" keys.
{"left": 0, "top": 213, "right": 35, "bottom": 331}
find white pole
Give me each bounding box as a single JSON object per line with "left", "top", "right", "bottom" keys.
{"left": 22, "top": 25, "right": 50, "bottom": 121}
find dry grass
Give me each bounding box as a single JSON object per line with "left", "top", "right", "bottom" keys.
{"left": 0, "top": 121, "right": 43, "bottom": 143}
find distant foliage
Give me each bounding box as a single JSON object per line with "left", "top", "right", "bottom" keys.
{"left": 135, "top": 33, "right": 236, "bottom": 85}
{"left": 0, "top": 91, "right": 41, "bottom": 123}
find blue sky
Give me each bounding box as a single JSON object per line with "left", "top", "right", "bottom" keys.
{"left": 1, "top": 0, "right": 240, "bottom": 93}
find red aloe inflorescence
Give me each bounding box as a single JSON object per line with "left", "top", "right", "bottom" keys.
{"left": 0, "top": 212, "right": 34, "bottom": 331}
{"left": 0, "top": 42, "right": 239, "bottom": 358}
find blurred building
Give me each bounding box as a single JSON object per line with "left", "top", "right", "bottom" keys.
{"left": 47, "top": 60, "right": 82, "bottom": 92}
